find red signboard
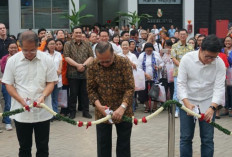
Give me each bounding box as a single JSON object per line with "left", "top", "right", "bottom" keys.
{"left": 199, "top": 28, "right": 208, "bottom": 36}
{"left": 216, "top": 20, "right": 229, "bottom": 38}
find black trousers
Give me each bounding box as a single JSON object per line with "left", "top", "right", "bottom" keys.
{"left": 68, "top": 78, "right": 89, "bottom": 113}
{"left": 14, "top": 120, "right": 50, "bottom": 157}
{"left": 160, "top": 78, "right": 174, "bottom": 100}
{"left": 96, "top": 122, "right": 132, "bottom": 157}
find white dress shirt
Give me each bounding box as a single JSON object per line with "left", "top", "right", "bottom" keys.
{"left": 118, "top": 51, "right": 138, "bottom": 66}
{"left": 92, "top": 42, "right": 122, "bottom": 58}
{"left": 2, "top": 51, "right": 58, "bottom": 123}
{"left": 138, "top": 51, "right": 164, "bottom": 79}
{"left": 177, "top": 51, "right": 226, "bottom": 113}
{"left": 45, "top": 50, "right": 62, "bottom": 88}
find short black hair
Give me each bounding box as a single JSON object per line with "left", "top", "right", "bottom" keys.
{"left": 178, "top": 29, "right": 188, "bottom": 34}
{"left": 164, "top": 39, "right": 173, "bottom": 47}
{"left": 7, "top": 40, "right": 18, "bottom": 49}
{"left": 120, "top": 40, "right": 129, "bottom": 46}
{"left": 201, "top": 34, "right": 221, "bottom": 53}
{"left": 72, "top": 26, "right": 83, "bottom": 33}
{"left": 44, "top": 38, "right": 55, "bottom": 52}
{"left": 142, "top": 42, "right": 154, "bottom": 52}
{"left": 121, "top": 31, "right": 129, "bottom": 37}
{"left": 9, "top": 35, "right": 16, "bottom": 40}
{"left": 95, "top": 42, "right": 113, "bottom": 54}
{"left": 130, "top": 30, "right": 138, "bottom": 36}
{"left": 56, "top": 29, "right": 65, "bottom": 35}
{"left": 99, "top": 29, "right": 109, "bottom": 36}
{"left": 38, "top": 28, "right": 46, "bottom": 35}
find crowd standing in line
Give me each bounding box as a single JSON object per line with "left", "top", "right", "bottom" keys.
{"left": 0, "top": 22, "right": 232, "bottom": 157}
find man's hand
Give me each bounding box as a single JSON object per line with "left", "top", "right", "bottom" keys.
{"left": 97, "top": 105, "right": 107, "bottom": 117}
{"left": 76, "top": 64, "right": 85, "bottom": 72}
{"left": 36, "top": 95, "right": 45, "bottom": 108}
{"left": 112, "top": 106, "right": 125, "bottom": 121}
{"left": 184, "top": 102, "right": 195, "bottom": 116}
{"left": 41, "top": 36, "right": 47, "bottom": 42}
{"left": 20, "top": 98, "right": 29, "bottom": 108}
{"left": 204, "top": 107, "right": 215, "bottom": 122}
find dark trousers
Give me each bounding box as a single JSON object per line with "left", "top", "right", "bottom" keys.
{"left": 96, "top": 122, "right": 132, "bottom": 157}
{"left": 14, "top": 120, "right": 50, "bottom": 157}
{"left": 68, "top": 78, "right": 89, "bottom": 113}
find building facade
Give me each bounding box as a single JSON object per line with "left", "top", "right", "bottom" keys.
{"left": 0, "top": 0, "right": 231, "bottom": 38}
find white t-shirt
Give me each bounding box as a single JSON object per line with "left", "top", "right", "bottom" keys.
{"left": 2, "top": 51, "right": 58, "bottom": 123}
{"left": 151, "top": 28, "right": 159, "bottom": 40}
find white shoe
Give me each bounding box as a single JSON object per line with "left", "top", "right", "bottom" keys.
{"left": 0, "top": 129, "right": 3, "bottom": 133}
{"left": 175, "top": 112, "right": 179, "bottom": 118}
{"left": 5, "top": 124, "right": 13, "bottom": 131}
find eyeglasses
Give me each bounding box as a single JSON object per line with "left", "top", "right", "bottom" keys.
{"left": 204, "top": 55, "right": 218, "bottom": 60}
{"left": 203, "top": 51, "right": 218, "bottom": 60}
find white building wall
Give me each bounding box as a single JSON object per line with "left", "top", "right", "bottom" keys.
{"left": 9, "top": 0, "right": 21, "bottom": 36}
{"left": 183, "top": 0, "right": 194, "bottom": 38}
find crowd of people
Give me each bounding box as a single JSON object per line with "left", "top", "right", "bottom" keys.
{"left": 0, "top": 21, "right": 232, "bottom": 156}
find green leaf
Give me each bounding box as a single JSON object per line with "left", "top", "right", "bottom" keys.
{"left": 71, "top": 0, "right": 76, "bottom": 12}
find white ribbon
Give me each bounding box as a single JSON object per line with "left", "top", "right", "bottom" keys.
{"left": 105, "top": 108, "right": 113, "bottom": 124}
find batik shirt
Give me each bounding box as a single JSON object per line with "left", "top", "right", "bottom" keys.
{"left": 171, "top": 41, "right": 194, "bottom": 77}
{"left": 87, "top": 55, "right": 134, "bottom": 123}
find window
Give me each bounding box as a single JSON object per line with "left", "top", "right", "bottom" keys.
{"left": 0, "top": 0, "right": 9, "bottom": 29}
{"left": 21, "top": 0, "right": 69, "bottom": 29}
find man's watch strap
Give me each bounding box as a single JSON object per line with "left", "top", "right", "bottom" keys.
{"left": 209, "top": 105, "right": 216, "bottom": 111}
{"left": 121, "top": 104, "right": 127, "bottom": 110}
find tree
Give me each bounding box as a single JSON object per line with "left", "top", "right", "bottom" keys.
{"left": 117, "top": 11, "right": 152, "bottom": 27}
{"left": 62, "top": 0, "right": 94, "bottom": 30}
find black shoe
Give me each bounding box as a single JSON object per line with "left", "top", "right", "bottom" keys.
{"left": 83, "top": 112, "right": 92, "bottom": 119}
{"left": 69, "top": 112, "right": 76, "bottom": 119}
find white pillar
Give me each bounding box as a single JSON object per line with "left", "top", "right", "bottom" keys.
{"left": 69, "top": 0, "right": 79, "bottom": 29}
{"left": 9, "top": 0, "right": 21, "bottom": 36}
{"left": 183, "top": 0, "right": 194, "bottom": 38}
{"left": 127, "top": 0, "right": 138, "bottom": 26}
{"left": 70, "top": 0, "right": 79, "bottom": 14}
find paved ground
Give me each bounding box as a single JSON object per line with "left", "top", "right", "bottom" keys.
{"left": 0, "top": 104, "right": 232, "bottom": 157}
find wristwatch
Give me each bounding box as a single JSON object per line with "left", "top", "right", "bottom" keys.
{"left": 209, "top": 106, "right": 216, "bottom": 112}
{"left": 121, "top": 104, "right": 127, "bottom": 110}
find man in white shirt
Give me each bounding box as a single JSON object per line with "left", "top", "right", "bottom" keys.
{"left": 92, "top": 30, "right": 122, "bottom": 57}
{"left": 177, "top": 35, "right": 225, "bottom": 157}
{"left": 2, "top": 30, "right": 58, "bottom": 157}
{"left": 151, "top": 24, "right": 159, "bottom": 40}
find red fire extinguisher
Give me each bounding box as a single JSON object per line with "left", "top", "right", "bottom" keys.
{"left": 187, "top": 20, "right": 192, "bottom": 34}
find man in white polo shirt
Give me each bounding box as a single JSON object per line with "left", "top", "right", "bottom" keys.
{"left": 2, "top": 30, "right": 58, "bottom": 157}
